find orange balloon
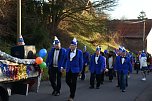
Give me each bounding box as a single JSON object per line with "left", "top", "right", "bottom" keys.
{"left": 35, "top": 57, "right": 43, "bottom": 64}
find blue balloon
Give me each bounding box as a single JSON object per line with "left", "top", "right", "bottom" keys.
{"left": 39, "top": 49, "right": 47, "bottom": 58}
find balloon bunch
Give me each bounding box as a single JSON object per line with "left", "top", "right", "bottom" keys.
{"left": 35, "top": 49, "right": 47, "bottom": 69}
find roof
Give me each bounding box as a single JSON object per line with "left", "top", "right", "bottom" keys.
{"left": 107, "top": 19, "right": 152, "bottom": 38}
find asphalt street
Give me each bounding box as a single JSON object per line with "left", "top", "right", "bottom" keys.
{"left": 10, "top": 71, "right": 152, "bottom": 101}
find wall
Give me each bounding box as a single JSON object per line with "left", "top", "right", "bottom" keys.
{"left": 122, "top": 37, "right": 143, "bottom": 53}
{"left": 147, "top": 29, "right": 152, "bottom": 55}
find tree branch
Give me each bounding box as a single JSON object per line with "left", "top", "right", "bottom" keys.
{"left": 0, "top": 8, "right": 5, "bottom": 17}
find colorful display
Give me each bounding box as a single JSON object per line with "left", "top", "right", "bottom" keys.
{"left": 0, "top": 50, "right": 39, "bottom": 81}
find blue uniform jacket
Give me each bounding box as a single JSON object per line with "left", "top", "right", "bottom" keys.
{"left": 83, "top": 51, "right": 90, "bottom": 65}
{"left": 62, "top": 48, "right": 83, "bottom": 73}
{"left": 114, "top": 56, "right": 132, "bottom": 74}
{"left": 114, "top": 56, "right": 121, "bottom": 71}
{"left": 89, "top": 54, "right": 105, "bottom": 74}
{"left": 46, "top": 48, "right": 66, "bottom": 71}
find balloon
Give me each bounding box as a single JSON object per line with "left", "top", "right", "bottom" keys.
{"left": 39, "top": 62, "right": 47, "bottom": 69}
{"left": 35, "top": 57, "right": 43, "bottom": 64}
{"left": 39, "top": 49, "right": 47, "bottom": 58}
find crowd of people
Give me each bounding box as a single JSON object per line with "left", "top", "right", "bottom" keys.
{"left": 46, "top": 36, "right": 152, "bottom": 101}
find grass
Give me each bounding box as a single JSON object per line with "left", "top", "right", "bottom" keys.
{"left": 0, "top": 40, "right": 12, "bottom": 54}
{"left": 41, "top": 68, "right": 49, "bottom": 81}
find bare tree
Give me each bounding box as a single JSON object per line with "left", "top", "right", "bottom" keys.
{"left": 0, "top": 0, "right": 17, "bottom": 42}
{"left": 24, "top": 0, "right": 118, "bottom": 35}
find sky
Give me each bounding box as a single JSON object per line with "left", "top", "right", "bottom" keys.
{"left": 109, "top": 0, "right": 152, "bottom": 19}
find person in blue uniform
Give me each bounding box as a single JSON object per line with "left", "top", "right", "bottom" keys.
{"left": 114, "top": 48, "right": 132, "bottom": 92}
{"left": 100, "top": 51, "right": 107, "bottom": 84}
{"left": 46, "top": 36, "right": 66, "bottom": 96}
{"left": 62, "top": 38, "right": 83, "bottom": 101}
{"left": 114, "top": 46, "right": 123, "bottom": 87}
{"left": 80, "top": 45, "right": 90, "bottom": 80}
{"left": 89, "top": 46, "right": 105, "bottom": 89}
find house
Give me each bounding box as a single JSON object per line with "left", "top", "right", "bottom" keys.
{"left": 107, "top": 19, "right": 152, "bottom": 54}
{"left": 147, "top": 28, "right": 152, "bottom": 55}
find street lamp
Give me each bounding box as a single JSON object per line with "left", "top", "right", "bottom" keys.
{"left": 142, "top": 20, "right": 146, "bottom": 50}
{"left": 17, "top": 0, "right": 21, "bottom": 43}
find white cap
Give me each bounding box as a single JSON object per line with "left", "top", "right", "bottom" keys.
{"left": 17, "top": 34, "right": 25, "bottom": 45}
{"left": 71, "top": 37, "right": 77, "bottom": 45}
{"left": 53, "top": 36, "right": 60, "bottom": 45}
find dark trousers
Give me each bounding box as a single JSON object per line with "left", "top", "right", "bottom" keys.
{"left": 101, "top": 71, "right": 104, "bottom": 84}
{"left": 81, "top": 65, "right": 86, "bottom": 80}
{"left": 66, "top": 70, "right": 78, "bottom": 99}
{"left": 108, "top": 68, "right": 114, "bottom": 81}
{"left": 90, "top": 73, "right": 101, "bottom": 87}
{"left": 118, "top": 71, "right": 127, "bottom": 90}
{"left": 117, "top": 71, "right": 120, "bottom": 86}
{"left": 49, "top": 67, "right": 61, "bottom": 93}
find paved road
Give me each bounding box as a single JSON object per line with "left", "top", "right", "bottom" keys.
{"left": 10, "top": 71, "right": 152, "bottom": 101}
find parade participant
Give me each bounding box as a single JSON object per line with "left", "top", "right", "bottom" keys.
{"left": 89, "top": 46, "right": 105, "bottom": 89}
{"left": 147, "top": 53, "right": 151, "bottom": 74}
{"left": 149, "top": 56, "right": 152, "bottom": 72}
{"left": 100, "top": 51, "right": 107, "bottom": 84}
{"left": 80, "top": 45, "right": 90, "bottom": 80}
{"left": 46, "top": 36, "right": 66, "bottom": 96}
{"left": 114, "top": 46, "right": 123, "bottom": 87}
{"left": 134, "top": 55, "right": 140, "bottom": 74}
{"left": 114, "top": 48, "right": 132, "bottom": 92}
{"left": 107, "top": 51, "right": 116, "bottom": 82}
{"left": 127, "top": 52, "right": 135, "bottom": 78}
{"left": 140, "top": 52, "right": 148, "bottom": 81}
{"left": 62, "top": 38, "right": 83, "bottom": 101}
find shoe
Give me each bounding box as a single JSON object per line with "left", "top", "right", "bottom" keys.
{"left": 52, "top": 90, "right": 56, "bottom": 95}
{"left": 96, "top": 87, "right": 100, "bottom": 89}
{"left": 109, "top": 80, "right": 113, "bottom": 82}
{"left": 142, "top": 78, "right": 146, "bottom": 81}
{"left": 89, "top": 86, "right": 94, "bottom": 89}
{"left": 81, "top": 78, "right": 85, "bottom": 80}
{"left": 122, "top": 90, "right": 126, "bottom": 92}
{"left": 79, "top": 75, "right": 81, "bottom": 79}
{"left": 55, "top": 92, "right": 60, "bottom": 96}
{"left": 68, "top": 97, "right": 73, "bottom": 101}
{"left": 116, "top": 85, "right": 120, "bottom": 87}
